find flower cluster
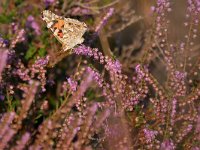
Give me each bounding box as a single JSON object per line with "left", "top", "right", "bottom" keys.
{"left": 26, "top": 15, "right": 41, "bottom": 35}
{"left": 74, "top": 45, "right": 122, "bottom": 77}
{"left": 44, "top": 0, "right": 55, "bottom": 7}
{"left": 95, "top": 8, "right": 114, "bottom": 33}
{"left": 170, "top": 97, "right": 177, "bottom": 126}
{"left": 0, "top": 49, "right": 8, "bottom": 80}
{"left": 0, "top": 36, "right": 8, "bottom": 47}
{"left": 15, "top": 56, "right": 49, "bottom": 92}
{"left": 10, "top": 29, "right": 25, "bottom": 49}
{"left": 160, "top": 139, "right": 175, "bottom": 150}
{"left": 143, "top": 128, "right": 158, "bottom": 144}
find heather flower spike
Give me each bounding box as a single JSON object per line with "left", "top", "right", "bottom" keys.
{"left": 26, "top": 15, "right": 41, "bottom": 35}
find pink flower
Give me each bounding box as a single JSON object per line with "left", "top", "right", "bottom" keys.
{"left": 135, "top": 64, "right": 145, "bottom": 80}
{"left": 44, "top": 0, "right": 54, "bottom": 7}
{"left": 67, "top": 78, "right": 78, "bottom": 92}
{"left": 0, "top": 49, "right": 8, "bottom": 78}
{"left": 171, "top": 98, "right": 177, "bottom": 125}
{"left": 74, "top": 45, "right": 93, "bottom": 56}
{"left": 105, "top": 59, "right": 122, "bottom": 74}
{"left": 26, "top": 15, "right": 41, "bottom": 35}
{"left": 143, "top": 128, "right": 158, "bottom": 143}
{"left": 86, "top": 67, "right": 103, "bottom": 87}
{"left": 95, "top": 8, "right": 114, "bottom": 33}
{"left": 160, "top": 139, "right": 175, "bottom": 150}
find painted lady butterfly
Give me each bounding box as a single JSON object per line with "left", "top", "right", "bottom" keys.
{"left": 42, "top": 10, "right": 87, "bottom": 66}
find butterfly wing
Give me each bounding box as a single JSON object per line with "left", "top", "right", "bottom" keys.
{"left": 62, "top": 18, "right": 87, "bottom": 51}
{"left": 42, "top": 10, "right": 87, "bottom": 51}
{"left": 42, "top": 10, "right": 65, "bottom": 44}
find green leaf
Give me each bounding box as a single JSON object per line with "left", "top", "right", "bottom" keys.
{"left": 34, "top": 111, "right": 44, "bottom": 123}
{"left": 14, "top": 0, "right": 24, "bottom": 6}
{"left": 38, "top": 47, "right": 46, "bottom": 57}
{"left": 134, "top": 105, "right": 141, "bottom": 113}
{"left": 85, "top": 88, "right": 96, "bottom": 101}
{"left": 0, "top": 12, "right": 15, "bottom": 23}
{"left": 25, "top": 44, "right": 37, "bottom": 60}
{"left": 49, "top": 97, "right": 58, "bottom": 109}
{"left": 11, "top": 99, "right": 20, "bottom": 110}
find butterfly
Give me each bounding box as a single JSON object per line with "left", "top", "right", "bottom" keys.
{"left": 42, "top": 10, "right": 87, "bottom": 66}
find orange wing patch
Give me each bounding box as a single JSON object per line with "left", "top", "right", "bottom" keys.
{"left": 57, "top": 31, "right": 63, "bottom": 38}
{"left": 53, "top": 19, "right": 65, "bottom": 30}
{"left": 52, "top": 19, "right": 65, "bottom": 38}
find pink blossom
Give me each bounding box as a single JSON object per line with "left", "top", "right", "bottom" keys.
{"left": 105, "top": 59, "right": 122, "bottom": 74}
{"left": 160, "top": 139, "right": 175, "bottom": 150}
{"left": 0, "top": 49, "right": 8, "bottom": 78}
{"left": 135, "top": 64, "right": 145, "bottom": 80}
{"left": 174, "top": 71, "right": 186, "bottom": 81}
{"left": 26, "top": 15, "right": 41, "bottom": 35}
{"left": 67, "top": 78, "right": 78, "bottom": 92}
{"left": 74, "top": 45, "right": 94, "bottom": 56}
{"left": 70, "top": 7, "right": 91, "bottom": 16}
{"left": 95, "top": 8, "right": 114, "bottom": 33}
{"left": 14, "top": 132, "right": 30, "bottom": 150}
{"left": 44, "top": 0, "right": 54, "bottom": 7}
{"left": 143, "top": 128, "right": 158, "bottom": 143}
{"left": 87, "top": 67, "right": 103, "bottom": 87}
{"left": 171, "top": 98, "right": 177, "bottom": 125}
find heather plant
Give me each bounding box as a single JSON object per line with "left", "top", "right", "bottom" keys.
{"left": 0, "top": 0, "right": 199, "bottom": 150}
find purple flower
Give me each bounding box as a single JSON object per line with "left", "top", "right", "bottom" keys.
{"left": 11, "top": 22, "right": 19, "bottom": 33}
{"left": 14, "top": 132, "right": 30, "bottom": 150}
{"left": 95, "top": 8, "right": 114, "bottom": 33}
{"left": 0, "top": 95, "right": 5, "bottom": 101}
{"left": 10, "top": 29, "right": 26, "bottom": 49}
{"left": 187, "top": 0, "right": 200, "bottom": 16}
{"left": 0, "top": 36, "right": 8, "bottom": 47}
{"left": 105, "top": 59, "right": 122, "bottom": 74}
{"left": 30, "top": 56, "right": 49, "bottom": 92}
{"left": 135, "top": 64, "right": 145, "bottom": 80}
{"left": 160, "top": 139, "right": 175, "bottom": 150}
{"left": 26, "top": 15, "right": 41, "bottom": 35}
{"left": 44, "top": 0, "right": 54, "bottom": 7}
{"left": 20, "top": 132, "right": 30, "bottom": 144}
{"left": 171, "top": 97, "right": 177, "bottom": 125}
{"left": 87, "top": 67, "right": 103, "bottom": 87}
{"left": 196, "top": 108, "right": 200, "bottom": 133}
{"left": 74, "top": 45, "right": 93, "bottom": 56}
{"left": 143, "top": 128, "right": 158, "bottom": 143}
{"left": 67, "top": 78, "right": 78, "bottom": 92}
{"left": 70, "top": 7, "right": 91, "bottom": 16}
{"left": 34, "top": 55, "right": 49, "bottom": 66}
{"left": 174, "top": 71, "right": 186, "bottom": 80}
{"left": 0, "top": 112, "right": 16, "bottom": 139}
{"left": 192, "top": 147, "right": 200, "bottom": 150}
{"left": 0, "top": 49, "right": 8, "bottom": 78}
